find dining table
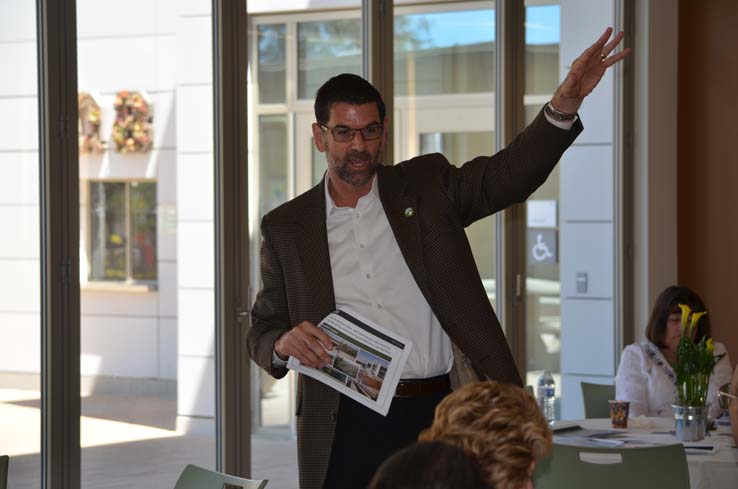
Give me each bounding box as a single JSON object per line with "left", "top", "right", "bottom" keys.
{"left": 552, "top": 417, "right": 738, "bottom": 489}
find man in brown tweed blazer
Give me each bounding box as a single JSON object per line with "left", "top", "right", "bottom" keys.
{"left": 247, "top": 28, "right": 629, "bottom": 489}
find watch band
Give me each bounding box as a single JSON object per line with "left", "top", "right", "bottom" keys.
{"left": 545, "top": 102, "right": 577, "bottom": 122}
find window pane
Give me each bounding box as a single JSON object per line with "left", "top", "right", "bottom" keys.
{"left": 258, "top": 24, "right": 287, "bottom": 104}
{"left": 395, "top": 1, "right": 498, "bottom": 319}
{"left": 130, "top": 182, "right": 157, "bottom": 281}
{"left": 0, "top": 1, "right": 41, "bottom": 487}
{"left": 89, "top": 182, "right": 127, "bottom": 281}
{"left": 258, "top": 115, "right": 288, "bottom": 215}
{"left": 523, "top": 2, "right": 562, "bottom": 414}
{"left": 395, "top": 9, "right": 495, "bottom": 96}
{"left": 78, "top": 2, "right": 216, "bottom": 487}
{"left": 420, "top": 131, "right": 496, "bottom": 301}
{"left": 297, "top": 19, "right": 362, "bottom": 99}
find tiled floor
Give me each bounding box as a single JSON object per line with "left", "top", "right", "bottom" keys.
{"left": 1, "top": 389, "right": 298, "bottom": 489}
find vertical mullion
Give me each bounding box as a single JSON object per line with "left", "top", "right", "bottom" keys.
{"left": 498, "top": 0, "right": 527, "bottom": 374}
{"left": 213, "top": 0, "right": 251, "bottom": 477}
{"left": 38, "top": 0, "right": 80, "bottom": 488}
{"left": 362, "top": 0, "right": 394, "bottom": 164}
{"left": 126, "top": 184, "right": 132, "bottom": 281}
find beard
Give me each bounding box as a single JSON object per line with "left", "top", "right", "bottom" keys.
{"left": 332, "top": 149, "right": 382, "bottom": 187}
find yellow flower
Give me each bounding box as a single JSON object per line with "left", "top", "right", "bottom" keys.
{"left": 706, "top": 338, "right": 714, "bottom": 354}
{"left": 690, "top": 310, "right": 707, "bottom": 334}
{"left": 678, "top": 304, "right": 692, "bottom": 332}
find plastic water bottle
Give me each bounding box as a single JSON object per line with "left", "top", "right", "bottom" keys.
{"left": 537, "top": 371, "right": 556, "bottom": 424}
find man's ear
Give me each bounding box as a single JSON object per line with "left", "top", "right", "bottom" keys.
{"left": 312, "top": 123, "right": 326, "bottom": 152}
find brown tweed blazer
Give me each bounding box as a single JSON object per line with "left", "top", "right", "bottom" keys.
{"left": 247, "top": 109, "right": 582, "bottom": 489}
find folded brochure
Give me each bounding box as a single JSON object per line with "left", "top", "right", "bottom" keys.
{"left": 287, "top": 308, "right": 413, "bottom": 416}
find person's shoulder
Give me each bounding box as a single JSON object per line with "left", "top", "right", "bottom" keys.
{"left": 261, "top": 183, "right": 323, "bottom": 229}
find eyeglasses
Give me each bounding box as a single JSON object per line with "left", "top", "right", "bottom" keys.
{"left": 319, "top": 122, "right": 383, "bottom": 143}
{"left": 717, "top": 383, "right": 738, "bottom": 410}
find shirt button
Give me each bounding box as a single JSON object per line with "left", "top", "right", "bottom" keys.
{"left": 359, "top": 244, "right": 365, "bottom": 248}
{"left": 366, "top": 273, "right": 371, "bottom": 279}
{"left": 377, "top": 304, "right": 383, "bottom": 309}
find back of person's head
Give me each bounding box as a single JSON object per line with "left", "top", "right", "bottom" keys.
{"left": 419, "top": 381, "right": 551, "bottom": 489}
{"left": 314, "top": 73, "right": 386, "bottom": 125}
{"left": 646, "top": 285, "right": 711, "bottom": 346}
{"left": 369, "top": 441, "right": 490, "bottom": 489}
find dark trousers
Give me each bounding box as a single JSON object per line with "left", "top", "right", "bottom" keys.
{"left": 322, "top": 386, "right": 452, "bottom": 489}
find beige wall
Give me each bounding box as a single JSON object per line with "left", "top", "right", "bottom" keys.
{"left": 678, "top": 0, "right": 738, "bottom": 366}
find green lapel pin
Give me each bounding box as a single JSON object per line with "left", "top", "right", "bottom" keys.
{"left": 404, "top": 207, "right": 415, "bottom": 217}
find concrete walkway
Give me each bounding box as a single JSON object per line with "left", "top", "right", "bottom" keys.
{"left": 1, "top": 389, "right": 298, "bottom": 489}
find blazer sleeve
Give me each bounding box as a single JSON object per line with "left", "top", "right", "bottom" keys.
{"left": 615, "top": 344, "right": 649, "bottom": 417}
{"left": 246, "top": 215, "right": 291, "bottom": 379}
{"left": 437, "top": 107, "right": 582, "bottom": 227}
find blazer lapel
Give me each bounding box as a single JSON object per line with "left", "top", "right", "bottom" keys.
{"left": 377, "top": 166, "right": 433, "bottom": 302}
{"left": 297, "top": 180, "right": 336, "bottom": 321}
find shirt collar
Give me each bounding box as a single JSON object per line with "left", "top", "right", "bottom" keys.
{"left": 324, "top": 172, "right": 379, "bottom": 216}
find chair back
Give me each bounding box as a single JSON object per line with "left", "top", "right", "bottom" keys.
{"left": 174, "top": 464, "right": 268, "bottom": 489}
{"left": 580, "top": 382, "right": 615, "bottom": 419}
{"left": 0, "top": 455, "right": 8, "bottom": 489}
{"left": 533, "top": 443, "right": 689, "bottom": 489}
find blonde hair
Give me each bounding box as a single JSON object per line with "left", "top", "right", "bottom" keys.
{"left": 419, "top": 381, "right": 552, "bottom": 489}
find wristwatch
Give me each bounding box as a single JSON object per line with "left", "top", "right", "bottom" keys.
{"left": 545, "top": 102, "right": 577, "bottom": 122}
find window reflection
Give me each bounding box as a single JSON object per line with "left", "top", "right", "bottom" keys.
{"left": 258, "top": 24, "right": 287, "bottom": 104}
{"left": 297, "top": 19, "right": 362, "bottom": 99}
{"left": 395, "top": 9, "right": 495, "bottom": 96}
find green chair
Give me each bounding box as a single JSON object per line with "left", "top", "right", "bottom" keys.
{"left": 533, "top": 443, "right": 689, "bottom": 489}
{"left": 580, "top": 382, "right": 615, "bottom": 419}
{"left": 174, "top": 464, "right": 268, "bottom": 489}
{"left": 1, "top": 455, "right": 8, "bottom": 489}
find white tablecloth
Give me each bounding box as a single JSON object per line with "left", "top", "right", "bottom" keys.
{"left": 555, "top": 418, "right": 738, "bottom": 489}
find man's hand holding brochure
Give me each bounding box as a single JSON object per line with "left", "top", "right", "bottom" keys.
{"left": 287, "top": 308, "right": 412, "bottom": 416}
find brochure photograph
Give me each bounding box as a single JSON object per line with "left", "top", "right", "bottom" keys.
{"left": 287, "top": 308, "right": 412, "bottom": 416}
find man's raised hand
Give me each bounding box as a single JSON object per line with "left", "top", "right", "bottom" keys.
{"left": 551, "top": 27, "right": 631, "bottom": 115}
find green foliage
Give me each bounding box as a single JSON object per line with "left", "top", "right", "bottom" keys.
{"left": 673, "top": 304, "right": 726, "bottom": 406}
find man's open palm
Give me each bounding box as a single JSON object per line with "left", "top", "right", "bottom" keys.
{"left": 553, "top": 27, "right": 631, "bottom": 114}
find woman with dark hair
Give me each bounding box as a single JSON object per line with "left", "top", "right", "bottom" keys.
{"left": 615, "top": 285, "right": 732, "bottom": 417}
{"left": 368, "top": 441, "right": 490, "bottom": 489}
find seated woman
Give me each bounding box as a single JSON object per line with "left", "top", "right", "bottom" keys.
{"left": 615, "top": 285, "right": 732, "bottom": 418}
{"left": 369, "top": 441, "right": 490, "bottom": 489}
{"left": 419, "top": 381, "right": 550, "bottom": 489}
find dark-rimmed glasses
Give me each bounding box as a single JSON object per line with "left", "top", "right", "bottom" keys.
{"left": 319, "top": 122, "right": 383, "bottom": 143}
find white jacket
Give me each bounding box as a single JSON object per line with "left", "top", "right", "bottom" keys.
{"left": 615, "top": 341, "right": 732, "bottom": 418}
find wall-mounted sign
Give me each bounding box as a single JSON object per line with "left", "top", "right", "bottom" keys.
{"left": 527, "top": 228, "right": 557, "bottom": 265}
{"left": 527, "top": 200, "right": 557, "bottom": 228}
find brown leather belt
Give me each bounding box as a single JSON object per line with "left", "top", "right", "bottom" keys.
{"left": 394, "top": 374, "right": 450, "bottom": 398}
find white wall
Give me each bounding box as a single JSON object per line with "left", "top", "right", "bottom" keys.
{"left": 558, "top": 0, "right": 617, "bottom": 420}
{"left": 0, "top": 0, "right": 41, "bottom": 374}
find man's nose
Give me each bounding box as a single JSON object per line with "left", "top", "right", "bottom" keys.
{"left": 350, "top": 130, "right": 368, "bottom": 150}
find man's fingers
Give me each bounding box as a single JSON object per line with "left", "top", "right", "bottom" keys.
{"left": 603, "top": 47, "right": 631, "bottom": 68}
{"left": 600, "top": 30, "right": 625, "bottom": 58}
{"left": 577, "top": 27, "right": 614, "bottom": 64}
{"left": 297, "top": 321, "right": 334, "bottom": 352}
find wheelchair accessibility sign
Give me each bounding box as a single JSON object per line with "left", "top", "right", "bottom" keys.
{"left": 527, "top": 229, "right": 557, "bottom": 265}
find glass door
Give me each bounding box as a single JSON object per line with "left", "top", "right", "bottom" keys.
{"left": 77, "top": 2, "right": 216, "bottom": 486}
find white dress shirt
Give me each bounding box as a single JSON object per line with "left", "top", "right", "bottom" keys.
{"left": 325, "top": 176, "right": 453, "bottom": 379}
{"left": 615, "top": 341, "right": 732, "bottom": 418}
